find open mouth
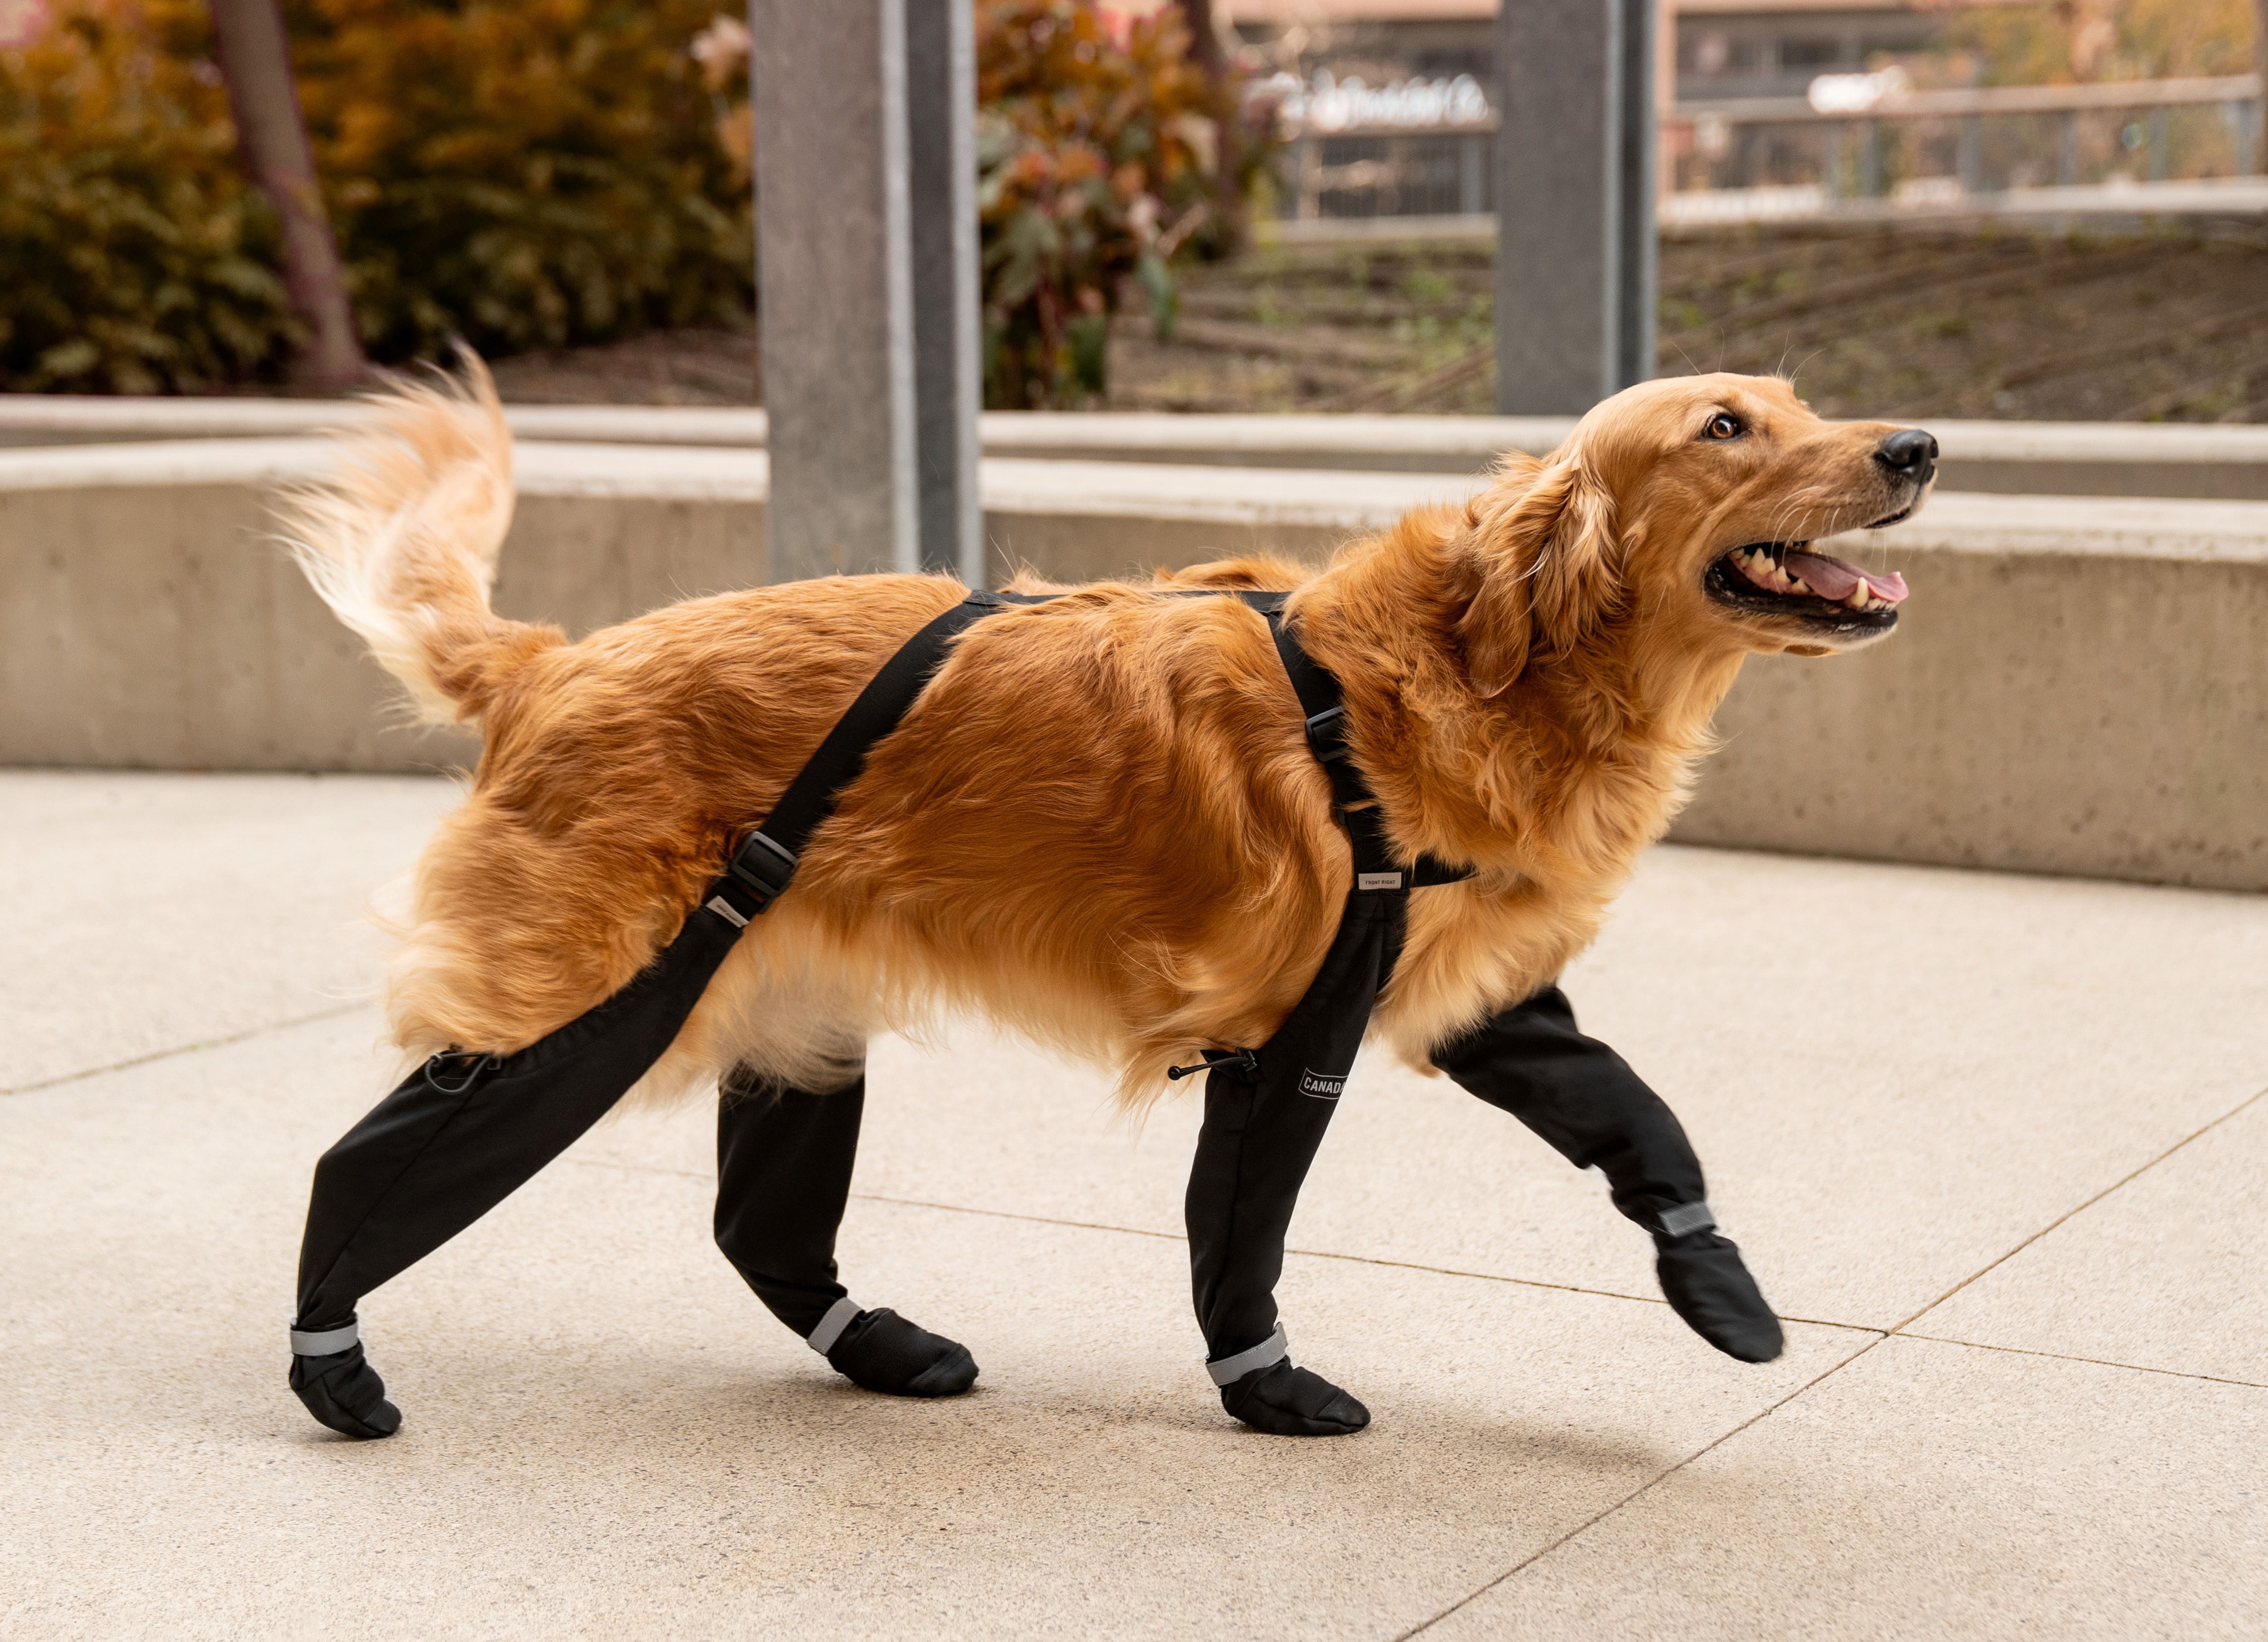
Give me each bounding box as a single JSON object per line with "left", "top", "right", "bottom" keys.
{"left": 1704, "top": 537, "right": 1909, "bottom": 633}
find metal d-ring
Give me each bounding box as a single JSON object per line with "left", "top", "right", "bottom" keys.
{"left": 423, "top": 1049, "right": 498, "bottom": 1095}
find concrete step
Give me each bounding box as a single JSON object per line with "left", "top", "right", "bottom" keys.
{"left": 4, "top": 396, "right": 2264, "bottom": 500}
{"left": 1, "top": 438, "right": 2261, "bottom": 890}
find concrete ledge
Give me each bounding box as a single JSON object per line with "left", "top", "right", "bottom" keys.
{"left": 1682, "top": 494, "right": 2268, "bottom": 891}
{"left": 5, "top": 397, "right": 2263, "bottom": 499}
{"left": 992, "top": 415, "right": 2268, "bottom": 502}
{"left": 1, "top": 438, "right": 2261, "bottom": 889}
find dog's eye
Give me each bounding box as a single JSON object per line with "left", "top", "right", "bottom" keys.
{"left": 1703, "top": 412, "right": 1744, "bottom": 441}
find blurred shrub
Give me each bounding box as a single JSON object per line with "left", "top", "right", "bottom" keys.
{"left": 0, "top": 0, "right": 749, "bottom": 389}
{"left": 287, "top": 0, "right": 751, "bottom": 361}
{"left": 976, "top": 0, "right": 1273, "bottom": 408}
{"left": 0, "top": 0, "right": 297, "bottom": 392}
{"left": 2, "top": 0, "right": 1277, "bottom": 398}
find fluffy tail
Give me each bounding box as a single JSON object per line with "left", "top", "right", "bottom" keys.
{"left": 279, "top": 352, "right": 560, "bottom": 725}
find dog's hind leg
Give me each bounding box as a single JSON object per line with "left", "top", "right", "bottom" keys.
{"left": 288, "top": 891, "right": 756, "bottom": 1439}
{"left": 713, "top": 1060, "right": 978, "bottom": 1398}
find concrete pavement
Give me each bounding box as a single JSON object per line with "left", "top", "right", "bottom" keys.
{"left": 1, "top": 771, "right": 2263, "bottom": 1639}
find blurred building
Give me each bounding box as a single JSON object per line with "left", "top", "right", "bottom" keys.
{"left": 1223, "top": 0, "right": 1982, "bottom": 216}
{"left": 1219, "top": 1, "right": 2257, "bottom": 216}
{"left": 1220, "top": 0, "right": 1967, "bottom": 105}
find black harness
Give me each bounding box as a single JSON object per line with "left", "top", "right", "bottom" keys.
{"left": 296, "top": 589, "right": 1461, "bottom": 1377}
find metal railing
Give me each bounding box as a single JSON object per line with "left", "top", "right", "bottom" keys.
{"left": 1671, "top": 74, "right": 2263, "bottom": 199}
{"left": 1271, "top": 75, "right": 2264, "bottom": 219}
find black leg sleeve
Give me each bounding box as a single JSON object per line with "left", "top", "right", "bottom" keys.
{"left": 1430, "top": 986, "right": 1705, "bottom": 1235}
{"left": 1433, "top": 986, "right": 1783, "bottom": 1364}
{"left": 294, "top": 901, "right": 748, "bottom": 1336}
{"left": 714, "top": 1065, "right": 865, "bottom": 1337}
{"left": 712, "top": 1062, "right": 980, "bottom": 1399}
{"left": 1184, "top": 1058, "right": 1339, "bottom": 1364}
{"left": 1183, "top": 892, "right": 1403, "bottom": 1435}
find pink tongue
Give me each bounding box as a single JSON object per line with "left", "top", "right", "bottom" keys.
{"left": 1784, "top": 550, "right": 1908, "bottom": 605}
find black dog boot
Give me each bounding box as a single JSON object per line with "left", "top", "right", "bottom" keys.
{"left": 1209, "top": 1327, "right": 1368, "bottom": 1435}
{"left": 288, "top": 1318, "right": 401, "bottom": 1439}
{"left": 1220, "top": 1360, "right": 1371, "bottom": 1436}
{"left": 1655, "top": 1226, "right": 1784, "bottom": 1363}
{"left": 813, "top": 1303, "right": 978, "bottom": 1398}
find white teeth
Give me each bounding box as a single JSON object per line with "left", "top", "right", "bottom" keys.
{"left": 1848, "top": 581, "right": 1873, "bottom": 610}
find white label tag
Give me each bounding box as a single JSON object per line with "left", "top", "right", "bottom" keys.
{"left": 1357, "top": 871, "right": 1404, "bottom": 891}
{"left": 705, "top": 895, "right": 750, "bottom": 929}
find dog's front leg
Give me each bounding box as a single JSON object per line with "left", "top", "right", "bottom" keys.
{"left": 1183, "top": 894, "right": 1408, "bottom": 1436}
{"left": 1432, "top": 987, "right": 1784, "bottom": 1363}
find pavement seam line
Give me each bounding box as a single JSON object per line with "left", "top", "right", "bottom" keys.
{"left": 1885, "top": 1080, "right": 2268, "bottom": 1337}
{"left": 1393, "top": 1331, "right": 1894, "bottom": 1640}
{"left": 0, "top": 1001, "right": 372, "bottom": 1096}
{"left": 456, "top": 1152, "right": 2268, "bottom": 1392}
{"left": 1891, "top": 1331, "right": 2268, "bottom": 1390}
{"left": 564, "top": 1159, "right": 1875, "bottom": 1332}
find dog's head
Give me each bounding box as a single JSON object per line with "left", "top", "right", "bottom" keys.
{"left": 1458, "top": 373, "right": 1934, "bottom": 692}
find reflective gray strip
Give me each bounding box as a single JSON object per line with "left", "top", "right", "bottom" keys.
{"left": 1659, "top": 1200, "right": 1717, "bottom": 1238}
{"left": 704, "top": 895, "right": 749, "bottom": 930}
{"left": 290, "top": 1321, "right": 359, "bottom": 1356}
{"left": 1206, "top": 1323, "right": 1288, "bottom": 1387}
{"left": 806, "top": 1297, "right": 862, "bottom": 1355}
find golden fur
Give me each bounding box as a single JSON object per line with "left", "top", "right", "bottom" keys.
{"left": 282, "top": 361, "right": 1925, "bottom": 1107}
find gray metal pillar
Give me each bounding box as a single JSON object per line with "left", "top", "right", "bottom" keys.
{"left": 1495, "top": 0, "right": 1657, "bottom": 415}
{"left": 904, "top": 0, "right": 983, "bottom": 581}
{"left": 753, "top": 0, "right": 979, "bottom": 584}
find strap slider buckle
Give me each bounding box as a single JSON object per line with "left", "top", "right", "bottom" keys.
{"left": 727, "top": 829, "right": 799, "bottom": 911}
{"left": 1304, "top": 705, "right": 1349, "bottom": 763}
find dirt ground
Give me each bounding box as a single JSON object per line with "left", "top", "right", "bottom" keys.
{"left": 488, "top": 325, "right": 761, "bottom": 407}
{"left": 490, "top": 220, "right": 2268, "bottom": 423}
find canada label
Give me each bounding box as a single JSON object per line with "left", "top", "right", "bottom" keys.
{"left": 1298, "top": 1068, "right": 1346, "bottom": 1100}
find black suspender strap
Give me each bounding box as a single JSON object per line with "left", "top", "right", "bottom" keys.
{"left": 1263, "top": 607, "right": 1474, "bottom": 893}
{"left": 723, "top": 595, "right": 1002, "bottom": 914}
{"left": 720, "top": 585, "right": 1467, "bottom": 919}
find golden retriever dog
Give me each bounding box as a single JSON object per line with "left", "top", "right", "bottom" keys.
{"left": 287, "top": 364, "right": 1929, "bottom": 1111}
{"left": 277, "top": 361, "right": 1935, "bottom": 1440}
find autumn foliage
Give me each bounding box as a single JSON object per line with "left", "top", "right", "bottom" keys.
{"left": 0, "top": 0, "right": 1259, "bottom": 396}
{"left": 976, "top": 0, "right": 1270, "bottom": 407}
{"left": 1, "top": 0, "right": 747, "bottom": 390}
{"left": 0, "top": 0, "right": 295, "bottom": 390}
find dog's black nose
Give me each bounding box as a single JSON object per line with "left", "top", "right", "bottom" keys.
{"left": 1875, "top": 428, "right": 1938, "bottom": 478}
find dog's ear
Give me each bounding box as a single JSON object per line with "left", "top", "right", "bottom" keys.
{"left": 1456, "top": 456, "right": 1621, "bottom": 697}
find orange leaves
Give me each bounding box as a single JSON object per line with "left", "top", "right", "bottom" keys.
{"left": 0, "top": 0, "right": 751, "bottom": 382}
{"left": 0, "top": 0, "right": 293, "bottom": 390}
{"left": 975, "top": 0, "right": 1258, "bottom": 407}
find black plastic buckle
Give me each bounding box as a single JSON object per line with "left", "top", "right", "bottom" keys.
{"left": 726, "top": 830, "right": 799, "bottom": 912}
{"left": 1304, "top": 705, "right": 1349, "bottom": 763}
